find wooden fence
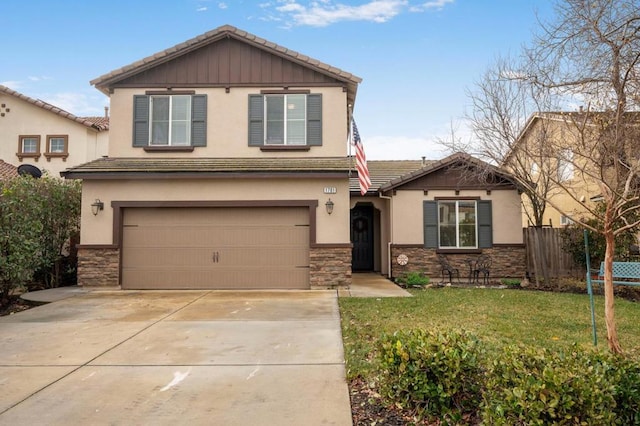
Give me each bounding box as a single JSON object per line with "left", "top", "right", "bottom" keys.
{"left": 523, "top": 227, "right": 582, "bottom": 284}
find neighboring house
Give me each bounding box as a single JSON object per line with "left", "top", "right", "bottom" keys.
{"left": 512, "top": 113, "right": 602, "bottom": 227}
{"left": 0, "top": 159, "right": 18, "bottom": 180}
{"left": 0, "top": 85, "right": 109, "bottom": 178}
{"left": 351, "top": 153, "right": 526, "bottom": 281}
{"left": 62, "top": 25, "right": 361, "bottom": 290}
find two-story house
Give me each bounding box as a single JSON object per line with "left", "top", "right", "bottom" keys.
{"left": 62, "top": 25, "right": 360, "bottom": 290}
{"left": 0, "top": 85, "right": 109, "bottom": 177}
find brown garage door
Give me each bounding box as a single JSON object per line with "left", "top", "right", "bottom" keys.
{"left": 121, "top": 207, "right": 310, "bottom": 289}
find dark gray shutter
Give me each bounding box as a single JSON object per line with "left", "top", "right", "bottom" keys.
{"left": 423, "top": 201, "right": 438, "bottom": 248}
{"left": 133, "top": 95, "right": 149, "bottom": 147}
{"left": 307, "top": 94, "right": 322, "bottom": 146}
{"left": 248, "top": 95, "right": 264, "bottom": 146}
{"left": 191, "top": 95, "right": 207, "bottom": 147}
{"left": 478, "top": 200, "right": 493, "bottom": 248}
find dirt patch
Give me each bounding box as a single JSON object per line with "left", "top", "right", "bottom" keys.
{"left": 0, "top": 295, "right": 34, "bottom": 317}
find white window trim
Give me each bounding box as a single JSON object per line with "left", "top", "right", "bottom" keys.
{"left": 438, "top": 200, "right": 478, "bottom": 249}
{"left": 149, "top": 95, "right": 192, "bottom": 146}
{"left": 263, "top": 94, "right": 307, "bottom": 146}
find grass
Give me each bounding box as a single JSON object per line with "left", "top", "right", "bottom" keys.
{"left": 339, "top": 287, "right": 640, "bottom": 379}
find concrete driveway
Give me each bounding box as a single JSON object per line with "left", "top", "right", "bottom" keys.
{"left": 0, "top": 290, "right": 352, "bottom": 425}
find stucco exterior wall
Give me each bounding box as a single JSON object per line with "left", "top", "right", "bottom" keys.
{"left": 107, "top": 87, "right": 348, "bottom": 158}
{"left": 391, "top": 189, "right": 523, "bottom": 245}
{"left": 80, "top": 177, "right": 350, "bottom": 245}
{"left": 0, "top": 93, "right": 107, "bottom": 177}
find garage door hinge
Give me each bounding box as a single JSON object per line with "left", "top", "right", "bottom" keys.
{"left": 296, "top": 265, "right": 311, "bottom": 269}
{"left": 212, "top": 251, "right": 220, "bottom": 263}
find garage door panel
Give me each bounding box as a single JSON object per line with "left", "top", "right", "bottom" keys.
{"left": 123, "top": 226, "right": 309, "bottom": 248}
{"left": 122, "top": 207, "right": 310, "bottom": 289}
{"left": 122, "top": 267, "right": 309, "bottom": 290}
{"left": 123, "top": 247, "right": 309, "bottom": 268}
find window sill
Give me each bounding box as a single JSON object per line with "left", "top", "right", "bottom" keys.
{"left": 16, "top": 153, "right": 41, "bottom": 162}
{"left": 259, "top": 145, "right": 311, "bottom": 152}
{"left": 44, "top": 153, "right": 69, "bottom": 162}
{"left": 436, "top": 248, "right": 482, "bottom": 254}
{"left": 143, "top": 146, "right": 195, "bottom": 153}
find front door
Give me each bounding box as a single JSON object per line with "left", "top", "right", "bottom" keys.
{"left": 351, "top": 205, "right": 374, "bottom": 271}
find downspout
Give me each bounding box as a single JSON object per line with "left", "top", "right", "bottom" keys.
{"left": 378, "top": 191, "right": 393, "bottom": 278}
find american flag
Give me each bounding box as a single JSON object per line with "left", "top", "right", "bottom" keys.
{"left": 352, "top": 119, "right": 371, "bottom": 195}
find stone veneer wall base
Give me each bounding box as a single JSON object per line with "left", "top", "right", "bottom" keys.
{"left": 310, "top": 246, "right": 352, "bottom": 289}
{"left": 390, "top": 246, "right": 526, "bottom": 283}
{"left": 77, "top": 247, "right": 120, "bottom": 288}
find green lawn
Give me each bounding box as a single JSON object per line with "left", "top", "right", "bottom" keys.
{"left": 339, "top": 287, "right": 640, "bottom": 379}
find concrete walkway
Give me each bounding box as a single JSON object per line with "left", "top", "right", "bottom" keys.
{"left": 340, "top": 273, "right": 412, "bottom": 298}
{"left": 1, "top": 290, "right": 352, "bottom": 425}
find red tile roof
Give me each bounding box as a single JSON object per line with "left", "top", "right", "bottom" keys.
{"left": 0, "top": 160, "right": 19, "bottom": 180}
{"left": 0, "top": 85, "right": 108, "bottom": 132}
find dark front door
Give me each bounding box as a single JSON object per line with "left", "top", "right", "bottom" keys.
{"left": 351, "top": 206, "right": 374, "bottom": 271}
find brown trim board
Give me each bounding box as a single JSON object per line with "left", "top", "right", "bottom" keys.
{"left": 63, "top": 172, "right": 349, "bottom": 180}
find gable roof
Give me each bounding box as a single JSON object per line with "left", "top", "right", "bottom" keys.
{"left": 90, "top": 25, "right": 362, "bottom": 106}
{"left": 0, "top": 160, "right": 19, "bottom": 180}
{"left": 379, "top": 152, "right": 520, "bottom": 192}
{"left": 0, "top": 85, "right": 109, "bottom": 131}
{"left": 349, "top": 159, "right": 428, "bottom": 193}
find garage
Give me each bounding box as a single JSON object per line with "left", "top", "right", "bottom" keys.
{"left": 121, "top": 207, "right": 310, "bottom": 290}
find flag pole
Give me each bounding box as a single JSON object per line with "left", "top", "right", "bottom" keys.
{"left": 348, "top": 104, "right": 353, "bottom": 177}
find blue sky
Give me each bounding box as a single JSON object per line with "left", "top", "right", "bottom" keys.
{"left": 2, "top": 0, "right": 554, "bottom": 160}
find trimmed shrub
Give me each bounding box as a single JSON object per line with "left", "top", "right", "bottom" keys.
{"left": 378, "top": 329, "right": 483, "bottom": 422}
{"left": 481, "top": 345, "right": 617, "bottom": 425}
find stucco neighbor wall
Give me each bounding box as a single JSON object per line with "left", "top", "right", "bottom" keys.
{"left": 390, "top": 245, "right": 526, "bottom": 283}
{"left": 107, "top": 87, "right": 348, "bottom": 158}
{"left": 0, "top": 92, "right": 107, "bottom": 177}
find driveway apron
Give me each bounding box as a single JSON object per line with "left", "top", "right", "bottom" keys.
{"left": 0, "top": 290, "right": 352, "bottom": 425}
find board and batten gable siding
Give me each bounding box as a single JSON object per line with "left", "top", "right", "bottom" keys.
{"left": 423, "top": 200, "right": 492, "bottom": 249}
{"left": 107, "top": 87, "right": 347, "bottom": 158}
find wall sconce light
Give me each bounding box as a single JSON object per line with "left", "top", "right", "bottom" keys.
{"left": 91, "top": 199, "right": 104, "bottom": 216}
{"left": 325, "top": 198, "right": 334, "bottom": 215}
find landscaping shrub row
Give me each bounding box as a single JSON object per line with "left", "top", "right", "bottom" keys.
{"left": 379, "top": 329, "right": 640, "bottom": 424}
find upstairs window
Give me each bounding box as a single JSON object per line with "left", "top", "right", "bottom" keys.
{"left": 17, "top": 135, "right": 41, "bottom": 161}
{"left": 150, "top": 95, "right": 191, "bottom": 146}
{"left": 133, "top": 94, "right": 207, "bottom": 150}
{"left": 45, "top": 135, "right": 69, "bottom": 161}
{"left": 249, "top": 93, "right": 322, "bottom": 148}
{"left": 557, "top": 149, "right": 574, "bottom": 181}
{"left": 265, "top": 94, "right": 306, "bottom": 145}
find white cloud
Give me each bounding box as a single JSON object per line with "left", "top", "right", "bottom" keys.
{"left": 409, "top": 0, "right": 454, "bottom": 12}
{"left": 271, "top": 0, "right": 410, "bottom": 27}
{"left": 218, "top": 2, "right": 228, "bottom": 9}
{"left": 1, "top": 80, "right": 23, "bottom": 89}
{"left": 196, "top": 6, "right": 208, "bottom": 11}
{"left": 39, "top": 91, "right": 109, "bottom": 117}
{"left": 265, "top": 0, "right": 455, "bottom": 27}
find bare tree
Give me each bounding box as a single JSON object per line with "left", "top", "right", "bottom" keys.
{"left": 523, "top": 0, "right": 640, "bottom": 354}
{"left": 460, "top": 55, "right": 561, "bottom": 227}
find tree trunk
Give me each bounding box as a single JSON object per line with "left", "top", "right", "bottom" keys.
{"left": 603, "top": 216, "right": 623, "bottom": 354}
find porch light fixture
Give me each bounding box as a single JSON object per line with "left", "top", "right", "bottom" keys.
{"left": 91, "top": 199, "right": 104, "bottom": 216}
{"left": 325, "top": 198, "right": 334, "bottom": 215}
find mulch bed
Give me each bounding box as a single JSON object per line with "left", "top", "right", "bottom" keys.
{"left": 0, "top": 295, "right": 34, "bottom": 317}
